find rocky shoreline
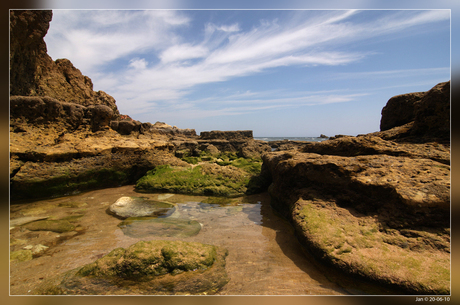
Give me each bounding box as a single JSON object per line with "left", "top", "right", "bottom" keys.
{"left": 10, "top": 10, "right": 450, "bottom": 295}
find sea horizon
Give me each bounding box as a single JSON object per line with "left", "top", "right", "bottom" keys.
{"left": 254, "top": 136, "right": 328, "bottom": 142}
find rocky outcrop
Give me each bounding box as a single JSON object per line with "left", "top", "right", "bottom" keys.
{"left": 261, "top": 83, "right": 450, "bottom": 294}
{"left": 10, "top": 96, "right": 114, "bottom": 132}
{"left": 9, "top": 10, "right": 119, "bottom": 115}
{"left": 380, "top": 91, "right": 425, "bottom": 131}
{"left": 200, "top": 130, "right": 253, "bottom": 140}
{"left": 379, "top": 81, "right": 450, "bottom": 143}
{"left": 34, "top": 240, "right": 229, "bottom": 295}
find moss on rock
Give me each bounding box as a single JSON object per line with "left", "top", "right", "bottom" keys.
{"left": 34, "top": 240, "right": 229, "bottom": 295}
{"left": 23, "top": 219, "right": 76, "bottom": 233}
{"left": 135, "top": 159, "right": 267, "bottom": 197}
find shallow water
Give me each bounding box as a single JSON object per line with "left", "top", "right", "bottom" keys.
{"left": 10, "top": 185, "right": 349, "bottom": 295}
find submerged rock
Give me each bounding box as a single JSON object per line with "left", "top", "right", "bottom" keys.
{"left": 108, "top": 196, "right": 175, "bottom": 219}
{"left": 118, "top": 217, "right": 201, "bottom": 238}
{"left": 34, "top": 240, "right": 229, "bottom": 295}
{"left": 23, "top": 219, "right": 76, "bottom": 233}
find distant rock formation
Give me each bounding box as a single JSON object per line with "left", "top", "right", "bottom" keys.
{"left": 9, "top": 10, "right": 119, "bottom": 115}
{"left": 200, "top": 130, "right": 253, "bottom": 140}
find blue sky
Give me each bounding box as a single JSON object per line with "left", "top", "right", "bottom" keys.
{"left": 44, "top": 9, "right": 450, "bottom": 137}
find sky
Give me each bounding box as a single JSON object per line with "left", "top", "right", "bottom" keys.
{"left": 43, "top": 9, "right": 450, "bottom": 137}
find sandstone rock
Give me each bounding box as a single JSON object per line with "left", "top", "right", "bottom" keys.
{"left": 380, "top": 91, "right": 425, "bottom": 131}
{"left": 9, "top": 11, "right": 119, "bottom": 114}
{"left": 108, "top": 196, "right": 175, "bottom": 219}
{"left": 34, "top": 240, "right": 229, "bottom": 295}
{"left": 300, "top": 135, "right": 450, "bottom": 165}
{"left": 239, "top": 140, "right": 271, "bottom": 158}
{"left": 86, "top": 105, "right": 113, "bottom": 131}
{"left": 411, "top": 81, "right": 450, "bottom": 140}
{"left": 379, "top": 81, "right": 450, "bottom": 143}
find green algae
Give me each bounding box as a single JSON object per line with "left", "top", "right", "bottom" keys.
{"left": 10, "top": 249, "right": 33, "bottom": 262}
{"left": 23, "top": 219, "right": 76, "bottom": 233}
{"left": 34, "top": 240, "right": 229, "bottom": 295}
{"left": 135, "top": 159, "right": 267, "bottom": 197}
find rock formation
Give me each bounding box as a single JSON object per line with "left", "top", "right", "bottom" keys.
{"left": 33, "top": 240, "right": 229, "bottom": 295}
{"left": 379, "top": 81, "right": 450, "bottom": 143}
{"left": 261, "top": 81, "right": 451, "bottom": 294}
{"left": 10, "top": 10, "right": 119, "bottom": 114}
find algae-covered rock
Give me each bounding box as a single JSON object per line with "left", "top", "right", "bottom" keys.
{"left": 34, "top": 240, "right": 229, "bottom": 295}
{"left": 118, "top": 217, "right": 201, "bottom": 238}
{"left": 23, "top": 219, "right": 75, "bottom": 233}
{"left": 108, "top": 196, "right": 175, "bottom": 219}
{"left": 10, "top": 250, "right": 33, "bottom": 262}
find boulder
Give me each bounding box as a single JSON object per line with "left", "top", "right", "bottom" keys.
{"left": 108, "top": 196, "right": 175, "bottom": 219}
{"left": 34, "top": 240, "right": 229, "bottom": 295}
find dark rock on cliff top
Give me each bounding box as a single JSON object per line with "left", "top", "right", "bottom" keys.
{"left": 379, "top": 81, "right": 450, "bottom": 143}
{"left": 9, "top": 10, "right": 119, "bottom": 115}
{"left": 380, "top": 91, "right": 425, "bottom": 131}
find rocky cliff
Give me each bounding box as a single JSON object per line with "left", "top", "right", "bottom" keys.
{"left": 262, "top": 81, "right": 450, "bottom": 294}
{"left": 10, "top": 10, "right": 119, "bottom": 114}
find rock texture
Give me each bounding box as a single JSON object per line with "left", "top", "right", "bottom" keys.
{"left": 34, "top": 240, "right": 229, "bottom": 295}
{"left": 261, "top": 82, "right": 451, "bottom": 294}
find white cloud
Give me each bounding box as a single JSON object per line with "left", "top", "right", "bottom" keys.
{"left": 159, "top": 44, "right": 209, "bottom": 63}
{"left": 129, "top": 58, "right": 148, "bottom": 70}
{"left": 44, "top": 10, "right": 449, "bottom": 121}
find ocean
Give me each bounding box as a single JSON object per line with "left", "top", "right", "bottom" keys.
{"left": 254, "top": 137, "right": 328, "bottom": 142}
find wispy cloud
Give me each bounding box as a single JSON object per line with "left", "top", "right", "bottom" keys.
{"left": 44, "top": 10, "right": 449, "bottom": 122}
{"left": 330, "top": 67, "right": 451, "bottom": 80}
